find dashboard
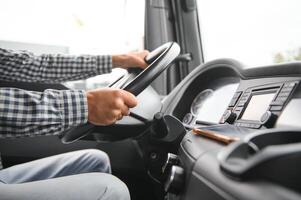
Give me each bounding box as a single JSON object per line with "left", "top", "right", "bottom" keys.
{"left": 164, "top": 59, "right": 301, "bottom": 130}
{"left": 160, "top": 59, "right": 301, "bottom": 200}
{"left": 183, "top": 78, "right": 300, "bottom": 129}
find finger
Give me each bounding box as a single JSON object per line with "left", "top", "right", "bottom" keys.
{"left": 141, "top": 51, "right": 150, "bottom": 68}
{"left": 138, "top": 61, "right": 148, "bottom": 69}
{"left": 112, "top": 109, "right": 121, "bottom": 117}
{"left": 140, "top": 50, "right": 149, "bottom": 59}
{"left": 120, "top": 90, "right": 138, "bottom": 108}
{"left": 131, "top": 57, "right": 148, "bottom": 69}
{"left": 135, "top": 50, "right": 149, "bottom": 69}
{"left": 120, "top": 104, "right": 130, "bottom": 116}
{"left": 117, "top": 113, "right": 123, "bottom": 120}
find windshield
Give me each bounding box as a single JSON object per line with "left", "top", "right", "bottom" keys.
{"left": 197, "top": 0, "right": 301, "bottom": 67}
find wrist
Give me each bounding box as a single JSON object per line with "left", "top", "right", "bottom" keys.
{"left": 112, "top": 54, "right": 128, "bottom": 69}
{"left": 86, "top": 91, "right": 94, "bottom": 122}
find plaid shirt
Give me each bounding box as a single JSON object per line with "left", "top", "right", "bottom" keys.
{"left": 0, "top": 48, "right": 112, "bottom": 167}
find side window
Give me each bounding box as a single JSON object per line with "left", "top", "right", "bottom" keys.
{"left": 196, "top": 0, "right": 301, "bottom": 67}
{"left": 0, "top": 0, "right": 145, "bottom": 90}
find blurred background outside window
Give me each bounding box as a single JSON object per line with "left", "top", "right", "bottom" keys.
{"left": 197, "top": 0, "right": 301, "bottom": 67}
{"left": 0, "top": 0, "right": 145, "bottom": 90}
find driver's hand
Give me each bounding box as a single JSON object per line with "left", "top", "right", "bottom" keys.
{"left": 86, "top": 88, "right": 137, "bottom": 126}
{"left": 112, "top": 50, "right": 149, "bottom": 69}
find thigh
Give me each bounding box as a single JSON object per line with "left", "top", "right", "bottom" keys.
{"left": 0, "top": 173, "right": 130, "bottom": 200}
{"left": 0, "top": 149, "right": 111, "bottom": 184}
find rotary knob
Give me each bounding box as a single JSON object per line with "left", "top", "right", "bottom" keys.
{"left": 221, "top": 110, "right": 237, "bottom": 124}
{"left": 260, "top": 111, "right": 278, "bottom": 128}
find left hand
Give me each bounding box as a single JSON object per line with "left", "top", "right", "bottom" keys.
{"left": 112, "top": 50, "right": 149, "bottom": 70}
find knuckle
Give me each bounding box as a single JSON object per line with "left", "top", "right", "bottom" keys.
{"left": 113, "top": 99, "right": 124, "bottom": 108}
{"left": 112, "top": 89, "right": 122, "bottom": 98}
{"left": 112, "top": 110, "right": 120, "bottom": 117}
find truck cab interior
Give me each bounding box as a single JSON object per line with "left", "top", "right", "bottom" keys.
{"left": 1, "top": 0, "right": 301, "bottom": 200}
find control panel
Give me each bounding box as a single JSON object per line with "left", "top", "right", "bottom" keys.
{"left": 220, "top": 81, "right": 298, "bottom": 129}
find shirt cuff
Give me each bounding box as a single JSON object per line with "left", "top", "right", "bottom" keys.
{"left": 95, "top": 55, "right": 112, "bottom": 74}
{"left": 60, "top": 90, "right": 88, "bottom": 127}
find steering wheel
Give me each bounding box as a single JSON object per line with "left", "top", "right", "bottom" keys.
{"left": 61, "top": 42, "right": 180, "bottom": 144}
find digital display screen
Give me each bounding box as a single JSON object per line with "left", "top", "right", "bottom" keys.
{"left": 241, "top": 93, "right": 276, "bottom": 121}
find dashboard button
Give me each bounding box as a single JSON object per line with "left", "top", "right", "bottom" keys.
{"left": 260, "top": 111, "right": 278, "bottom": 128}
{"left": 284, "top": 82, "right": 297, "bottom": 88}
{"left": 237, "top": 101, "right": 246, "bottom": 107}
{"left": 270, "top": 100, "right": 285, "bottom": 106}
{"left": 243, "top": 123, "right": 250, "bottom": 128}
{"left": 281, "top": 88, "right": 293, "bottom": 92}
{"left": 270, "top": 105, "right": 283, "bottom": 111}
{"left": 278, "top": 91, "right": 290, "bottom": 96}
{"left": 249, "top": 124, "right": 257, "bottom": 128}
{"left": 229, "top": 92, "right": 242, "bottom": 107}
{"left": 276, "top": 96, "right": 288, "bottom": 102}
{"left": 229, "top": 99, "right": 237, "bottom": 107}
{"left": 253, "top": 124, "right": 261, "bottom": 129}
{"left": 234, "top": 107, "right": 242, "bottom": 112}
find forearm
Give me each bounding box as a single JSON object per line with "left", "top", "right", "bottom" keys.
{"left": 0, "top": 48, "right": 112, "bottom": 83}
{"left": 0, "top": 88, "right": 88, "bottom": 138}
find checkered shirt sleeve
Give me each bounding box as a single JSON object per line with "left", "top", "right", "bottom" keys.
{"left": 0, "top": 48, "right": 113, "bottom": 138}
{"left": 0, "top": 88, "right": 88, "bottom": 138}
{"left": 0, "top": 48, "right": 112, "bottom": 83}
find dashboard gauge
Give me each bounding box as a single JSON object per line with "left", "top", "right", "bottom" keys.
{"left": 182, "top": 113, "right": 194, "bottom": 124}
{"left": 191, "top": 89, "right": 214, "bottom": 116}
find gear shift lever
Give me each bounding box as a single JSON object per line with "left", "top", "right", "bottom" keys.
{"left": 150, "top": 112, "right": 170, "bottom": 138}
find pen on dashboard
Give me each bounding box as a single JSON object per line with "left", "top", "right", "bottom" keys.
{"left": 192, "top": 128, "right": 239, "bottom": 144}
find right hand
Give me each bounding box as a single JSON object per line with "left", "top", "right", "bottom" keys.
{"left": 86, "top": 88, "right": 138, "bottom": 125}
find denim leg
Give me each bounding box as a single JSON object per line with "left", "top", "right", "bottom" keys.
{"left": 0, "top": 149, "right": 111, "bottom": 184}
{"left": 0, "top": 173, "right": 130, "bottom": 200}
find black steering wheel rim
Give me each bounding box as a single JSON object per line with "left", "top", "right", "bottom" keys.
{"left": 121, "top": 42, "right": 180, "bottom": 95}
{"left": 61, "top": 42, "right": 180, "bottom": 144}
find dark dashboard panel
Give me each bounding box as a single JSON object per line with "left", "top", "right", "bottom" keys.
{"left": 161, "top": 59, "right": 301, "bottom": 200}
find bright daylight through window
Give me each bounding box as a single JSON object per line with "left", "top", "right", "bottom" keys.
{"left": 197, "top": 0, "right": 301, "bottom": 67}
{"left": 0, "top": 0, "right": 145, "bottom": 90}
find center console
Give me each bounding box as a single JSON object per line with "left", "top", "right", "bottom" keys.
{"left": 220, "top": 81, "right": 298, "bottom": 129}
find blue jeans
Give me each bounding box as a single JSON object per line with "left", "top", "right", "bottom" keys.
{"left": 0, "top": 149, "right": 130, "bottom": 200}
